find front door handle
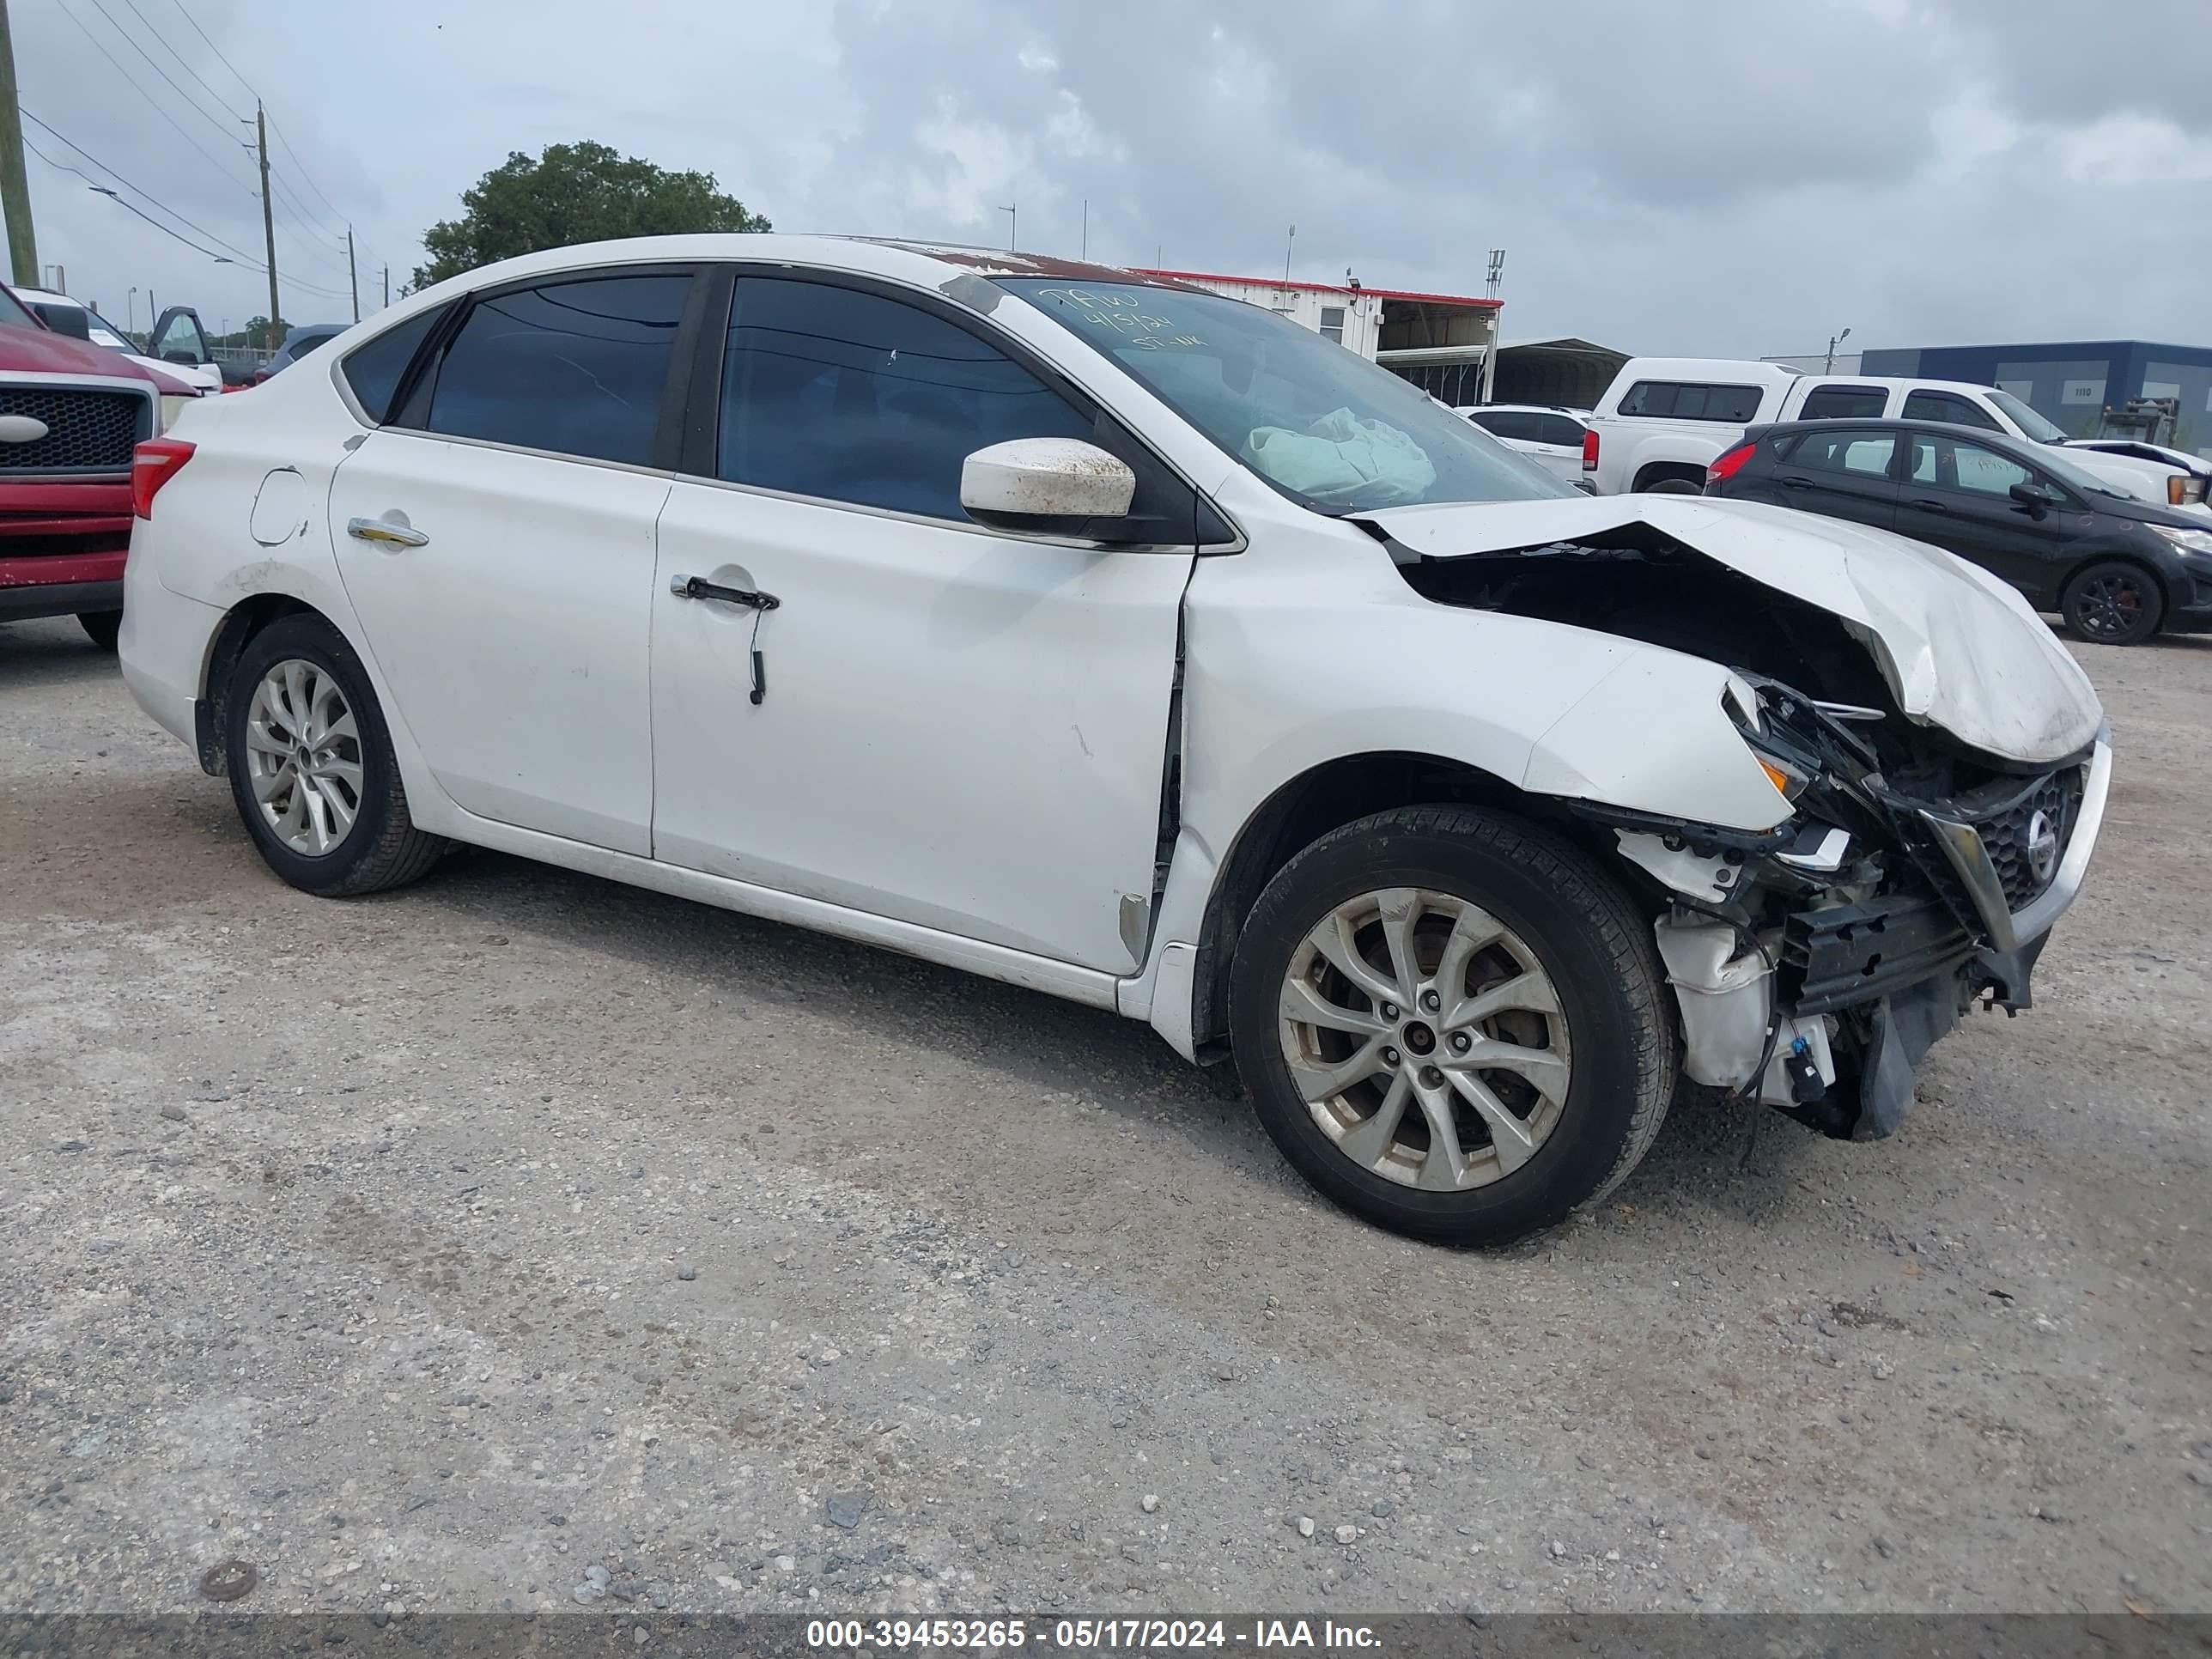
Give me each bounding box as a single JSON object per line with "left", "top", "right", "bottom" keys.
{"left": 1908, "top": 498, "right": 1951, "bottom": 514}
{"left": 670, "top": 574, "right": 779, "bottom": 611}
{"left": 347, "top": 515, "right": 429, "bottom": 548}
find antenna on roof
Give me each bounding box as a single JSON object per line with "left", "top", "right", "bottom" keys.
{"left": 1486, "top": 248, "right": 1506, "bottom": 301}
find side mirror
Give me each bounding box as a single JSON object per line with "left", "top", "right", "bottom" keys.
{"left": 2009, "top": 479, "right": 2056, "bottom": 516}
{"left": 960, "top": 438, "right": 1137, "bottom": 537}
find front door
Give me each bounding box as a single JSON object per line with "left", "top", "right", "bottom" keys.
{"left": 1894, "top": 432, "right": 2076, "bottom": 600}
{"left": 328, "top": 270, "right": 696, "bottom": 854}
{"left": 649, "top": 273, "right": 1195, "bottom": 973}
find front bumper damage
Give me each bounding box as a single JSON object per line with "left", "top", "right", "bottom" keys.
{"left": 1597, "top": 722, "right": 2112, "bottom": 1141}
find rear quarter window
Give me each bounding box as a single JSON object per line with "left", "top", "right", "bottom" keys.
{"left": 339, "top": 306, "right": 447, "bottom": 424}
{"left": 1797, "top": 385, "right": 1888, "bottom": 421}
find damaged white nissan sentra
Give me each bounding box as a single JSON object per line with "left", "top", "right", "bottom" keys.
{"left": 118, "top": 238, "right": 2110, "bottom": 1243}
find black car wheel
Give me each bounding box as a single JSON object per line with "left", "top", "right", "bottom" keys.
{"left": 2061, "top": 561, "right": 2164, "bottom": 646}
{"left": 223, "top": 614, "right": 449, "bottom": 896}
{"left": 77, "top": 611, "right": 122, "bottom": 652}
{"left": 1228, "top": 805, "right": 1675, "bottom": 1246}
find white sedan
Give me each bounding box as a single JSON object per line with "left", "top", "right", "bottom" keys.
{"left": 1455, "top": 403, "right": 1592, "bottom": 486}
{"left": 120, "top": 235, "right": 2109, "bottom": 1243}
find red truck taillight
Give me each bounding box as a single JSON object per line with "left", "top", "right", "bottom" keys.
{"left": 131, "top": 438, "right": 196, "bottom": 519}
{"left": 1581, "top": 428, "right": 1599, "bottom": 472}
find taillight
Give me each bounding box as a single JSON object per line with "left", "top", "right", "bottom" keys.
{"left": 1580, "top": 428, "right": 1599, "bottom": 472}
{"left": 1707, "top": 442, "right": 1756, "bottom": 485}
{"left": 132, "top": 438, "right": 196, "bottom": 519}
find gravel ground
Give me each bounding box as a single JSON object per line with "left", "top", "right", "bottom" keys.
{"left": 2, "top": 613, "right": 2207, "bottom": 1618}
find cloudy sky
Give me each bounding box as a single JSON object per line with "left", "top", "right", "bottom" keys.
{"left": 13, "top": 0, "right": 2211, "bottom": 354}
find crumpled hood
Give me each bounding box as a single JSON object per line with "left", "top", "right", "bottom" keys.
{"left": 1358, "top": 493, "right": 2105, "bottom": 765}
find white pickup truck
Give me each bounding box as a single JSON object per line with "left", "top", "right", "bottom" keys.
{"left": 1581, "top": 357, "right": 2208, "bottom": 517}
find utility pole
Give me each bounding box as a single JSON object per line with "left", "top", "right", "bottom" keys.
{"left": 1079, "top": 198, "right": 1087, "bottom": 261}
{"left": 997, "top": 203, "right": 1016, "bottom": 252}
{"left": 1825, "top": 325, "right": 1851, "bottom": 374}
{"left": 345, "top": 226, "right": 358, "bottom": 322}
{"left": 254, "top": 102, "right": 279, "bottom": 349}
{"left": 0, "top": 0, "right": 39, "bottom": 288}
{"left": 380, "top": 264, "right": 389, "bottom": 307}
{"left": 1284, "top": 225, "right": 1296, "bottom": 284}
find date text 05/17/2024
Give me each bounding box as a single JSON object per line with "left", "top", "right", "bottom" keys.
{"left": 804, "top": 1618, "right": 1383, "bottom": 1650}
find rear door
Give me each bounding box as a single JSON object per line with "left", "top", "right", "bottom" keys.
{"left": 328, "top": 267, "right": 698, "bottom": 854}
{"left": 1765, "top": 427, "right": 1901, "bottom": 530}
{"left": 1894, "top": 431, "right": 2077, "bottom": 599}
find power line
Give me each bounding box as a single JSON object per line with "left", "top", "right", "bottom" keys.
{"left": 158, "top": 0, "right": 258, "bottom": 109}
{"left": 78, "top": 0, "right": 243, "bottom": 149}
{"left": 109, "top": 0, "right": 244, "bottom": 121}
{"left": 265, "top": 118, "right": 348, "bottom": 229}
{"left": 52, "top": 0, "right": 256, "bottom": 195}
{"left": 21, "top": 112, "right": 357, "bottom": 301}
{"left": 21, "top": 109, "right": 261, "bottom": 264}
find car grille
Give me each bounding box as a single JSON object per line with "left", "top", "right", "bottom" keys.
{"left": 1975, "top": 768, "right": 2084, "bottom": 909}
{"left": 0, "top": 387, "right": 148, "bottom": 474}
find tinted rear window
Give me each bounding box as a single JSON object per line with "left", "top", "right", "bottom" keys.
{"left": 339, "top": 307, "right": 446, "bottom": 423}
{"left": 423, "top": 275, "right": 690, "bottom": 465}
{"left": 1468, "top": 409, "right": 1538, "bottom": 441}
{"left": 1618, "top": 380, "right": 1764, "bottom": 422}
{"left": 1797, "top": 385, "right": 1888, "bottom": 421}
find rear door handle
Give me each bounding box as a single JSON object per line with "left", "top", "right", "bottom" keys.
{"left": 1776, "top": 475, "right": 1814, "bottom": 489}
{"left": 347, "top": 515, "right": 429, "bottom": 548}
{"left": 670, "top": 574, "right": 779, "bottom": 611}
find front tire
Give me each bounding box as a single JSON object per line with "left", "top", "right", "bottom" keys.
{"left": 1228, "top": 805, "right": 1674, "bottom": 1245}
{"left": 2061, "top": 561, "right": 2163, "bottom": 645}
{"left": 78, "top": 611, "right": 121, "bottom": 652}
{"left": 223, "top": 615, "right": 447, "bottom": 896}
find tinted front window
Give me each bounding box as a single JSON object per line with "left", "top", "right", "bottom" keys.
{"left": 718, "top": 278, "right": 1095, "bottom": 519}
{"left": 1790, "top": 429, "right": 1897, "bottom": 477}
{"left": 340, "top": 307, "right": 447, "bottom": 424}
{"left": 1797, "top": 385, "right": 1887, "bottom": 421}
{"left": 425, "top": 275, "right": 689, "bottom": 464}
{"left": 1618, "top": 380, "right": 1764, "bottom": 422}
{"left": 1902, "top": 391, "right": 2002, "bottom": 431}
{"left": 1005, "top": 279, "right": 1566, "bottom": 509}
{"left": 1469, "top": 409, "right": 1538, "bottom": 441}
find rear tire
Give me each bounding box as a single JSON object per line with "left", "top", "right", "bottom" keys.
{"left": 77, "top": 611, "right": 121, "bottom": 652}
{"left": 2060, "top": 561, "right": 2163, "bottom": 645}
{"left": 223, "top": 614, "right": 447, "bottom": 896}
{"left": 1228, "top": 805, "right": 1674, "bottom": 1245}
{"left": 1641, "top": 477, "right": 1703, "bottom": 495}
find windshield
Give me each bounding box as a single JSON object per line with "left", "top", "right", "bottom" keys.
{"left": 85, "top": 311, "right": 134, "bottom": 351}
{"left": 1000, "top": 279, "right": 1568, "bottom": 511}
{"left": 2031, "top": 442, "right": 2135, "bottom": 500}
{"left": 1989, "top": 388, "right": 2068, "bottom": 445}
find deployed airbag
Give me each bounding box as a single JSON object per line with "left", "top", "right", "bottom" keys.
{"left": 1244, "top": 408, "right": 1436, "bottom": 506}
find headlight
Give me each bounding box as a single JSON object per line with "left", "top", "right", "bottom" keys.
{"left": 2150, "top": 523, "right": 2212, "bottom": 556}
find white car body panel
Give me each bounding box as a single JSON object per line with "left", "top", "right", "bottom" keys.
{"left": 118, "top": 234, "right": 2110, "bottom": 1079}
{"left": 329, "top": 429, "right": 668, "bottom": 856}
{"left": 651, "top": 476, "right": 1191, "bottom": 972}
{"left": 1453, "top": 405, "right": 1588, "bottom": 485}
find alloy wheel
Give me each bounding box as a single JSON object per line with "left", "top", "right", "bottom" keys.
{"left": 243, "top": 659, "right": 364, "bottom": 856}
{"left": 1275, "top": 887, "right": 1572, "bottom": 1191}
{"left": 2075, "top": 573, "right": 2146, "bottom": 641}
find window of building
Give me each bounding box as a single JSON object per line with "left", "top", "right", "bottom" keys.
{"left": 422, "top": 275, "right": 690, "bottom": 465}
{"left": 717, "top": 277, "right": 1096, "bottom": 520}
{"left": 1318, "top": 306, "right": 1347, "bottom": 345}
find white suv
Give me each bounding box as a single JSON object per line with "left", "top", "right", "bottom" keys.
{"left": 118, "top": 236, "right": 2109, "bottom": 1243}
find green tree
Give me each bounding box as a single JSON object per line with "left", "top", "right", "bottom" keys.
{"left": 411, "top": 140, "right": 769, "bottom": 288}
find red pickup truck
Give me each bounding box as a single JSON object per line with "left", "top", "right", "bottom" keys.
{"left": 0, "top": 280, "right": 197, "bottom": 649}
